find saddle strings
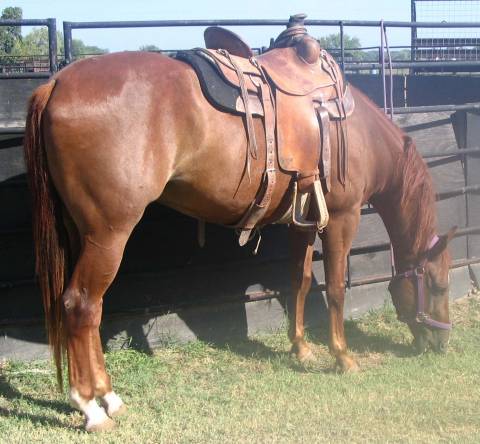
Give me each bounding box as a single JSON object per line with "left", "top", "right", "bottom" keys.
{"left": 218, "top": 49, "right": 258, "bottom": 182}
{"left": 322, "top": 53, "right": 348, "bottom": 187}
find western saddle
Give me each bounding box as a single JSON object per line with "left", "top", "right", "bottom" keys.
{"left": 178, "top": 14, "right": 354, "bottom": 246}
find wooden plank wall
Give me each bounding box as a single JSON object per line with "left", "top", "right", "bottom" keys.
{"left": 465, "top": 112, "right": 480, "bottom": 284}
{"left": 0, "top": 79, "right": 44, "bottom": 128}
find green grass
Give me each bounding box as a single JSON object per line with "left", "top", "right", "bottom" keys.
{"left": 1, "top": 293, "right": 479, "bottom": 443}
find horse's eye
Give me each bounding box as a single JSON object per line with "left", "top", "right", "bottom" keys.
{"left": 426, "top": 269, "right": 448, "bottom": 295}
{"left": 429, "top": 279, "right": 448, "bottom": 295}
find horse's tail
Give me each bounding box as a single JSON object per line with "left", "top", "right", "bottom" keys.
{"left": 23, "top": 80, "right": 67, "bottom": 390}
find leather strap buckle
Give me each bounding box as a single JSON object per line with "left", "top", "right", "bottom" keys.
{"left": 416, "top": 312, "right": 428, "bottom": 323}
{"left": 414, "top": 266, "right": 425, "bottom": 276}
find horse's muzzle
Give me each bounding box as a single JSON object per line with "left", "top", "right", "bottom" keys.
{"left": 413, "top": 327, "right": 450, "bottom": 354}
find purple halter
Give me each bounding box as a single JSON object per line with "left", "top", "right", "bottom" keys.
{"left": 394, "top": 235, "right": 452, "bottom": 331}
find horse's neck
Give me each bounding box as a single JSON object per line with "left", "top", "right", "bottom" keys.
{"left": 370, "top": 140, "right": 437, "bottom": 270}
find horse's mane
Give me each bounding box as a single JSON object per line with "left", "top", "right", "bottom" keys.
{"left": 400, "top": 136, "right": 437, "bottom": 256}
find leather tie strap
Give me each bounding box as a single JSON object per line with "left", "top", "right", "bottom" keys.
{"left": 238, "top": 81, "right": 277, "bottom": 246}
{"left": 316, "top": 106, "right": 331, "bottom": 192}
{"left": 333, "top": 85, "right": 348, "bottom": 187}
{"left": 322, "top": 54, "right": 348, "bottom": 187}
{"left": 218, "top": 49, "right": 258, "bottom": 165}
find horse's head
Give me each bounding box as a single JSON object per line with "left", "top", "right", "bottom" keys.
{"left": 388, "top": 228, "right": 457, "bottom": 354}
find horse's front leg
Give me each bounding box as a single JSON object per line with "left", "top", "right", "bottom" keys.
{"left": 322, "top": 210, "right": 360, "bottom": 372}
{"left": 288, "top": 226, "right": 317, "bottom": 362}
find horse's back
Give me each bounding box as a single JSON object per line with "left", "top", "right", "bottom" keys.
{"left": 42, "top": 52, "right": 201, "bottom": 228}
{"left": 48, "top": 51, "right": 197, "bottom": 119}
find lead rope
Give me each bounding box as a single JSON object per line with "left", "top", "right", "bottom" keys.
{"left": 380, "top": 20, "right": 396, "bottom": 276}
{"left": 380, "top": 21, "right": 395, "bottom": 120}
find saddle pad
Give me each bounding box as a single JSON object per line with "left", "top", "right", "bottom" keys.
{"left": 202, "top": 49, "right": 263, "bottom": 93}
{"left": 175, "top": 50, "right": 264, "bottom": 117}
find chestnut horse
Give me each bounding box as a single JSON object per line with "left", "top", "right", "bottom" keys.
{"left": 24, "top": 50, "right": 455, "bottom": 431}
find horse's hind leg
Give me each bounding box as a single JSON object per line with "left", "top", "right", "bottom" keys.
{"left": 288, "top": 227, "right": 316, "bottom": 362}
{"left": 64, "top": 226, "right": 135, "bottom": 431}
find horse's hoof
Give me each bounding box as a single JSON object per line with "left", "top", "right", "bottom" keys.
{"left": 297, "top": 348, "right": 316, "bottom": 364}
{"left": 86, "top": 416, "right": 115, "bottom": 433}
{"left": 290, "top": 342, "right": 315, "bottom": 364}
{"left": 335, "top": 355, "right": 360, "bottom": 373}
{"left": 109, "top": 403, "right": 127, "bottom": 418}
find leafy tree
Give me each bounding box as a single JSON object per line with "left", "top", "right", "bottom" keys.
{"left": 139, "top": 44, "right": 161, "bottom": 52}
{"left": 317, "top": 33, "right": 411, "bottom": 64}
{"left": 317, "top": 33, "right": 368, "bottom": 61}
{"left": 11, "top": 27, "right": 107, "bottom": 57}
{"left": 0, "top": 6, "right": 22, "bottom": 54}
{"left": 318, "top": 33, "right": 361, "bottom": 51}
{"left": 72, "top": 38, "right": 107, "bottom": 56}
{"left": 11, "top": 27, "right": 51, "bottom": 56}
{"left": 391, "top": 49, "right": 411, "bottom": 61}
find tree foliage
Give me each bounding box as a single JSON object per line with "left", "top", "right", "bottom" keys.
{"left": 0, "top": 6, "right": 22, "bottom": 54}
{"left": 9, "top": 27, "right": 108, "bottom": 57}
{"left": 71, "top": 37, "right": 108, "bottom": 57}
{"left": 318, "top": 33, "right": 361, "bottom": 50}
{"left": 139, "top": 44, "right": 161, "bottom": 52}
{"left": 317, "top": 33, "right": 369, "bottom": 61}
{"left": 317, "top": 33, "right": 411, "bottom": 63}
{"left": 1, "top": 6, "right": 107, "bottom": 60}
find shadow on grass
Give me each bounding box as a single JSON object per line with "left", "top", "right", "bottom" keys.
{"left": 0, "top": 374, "right": 75, "bottom": 429}
{"left": 195, "top": 320, "right": 415, "bottom": 374}
{"left": 307, "top": 320, "right": 415, "bottom": 358}
{"left": 200, "top": 334, "right": 288, "bottom": 361}
{"left": 198, "top": 335, "right": 337, "bottom": 374}
{"left": 0, "top": 406, "right": 76, "bottom": 429}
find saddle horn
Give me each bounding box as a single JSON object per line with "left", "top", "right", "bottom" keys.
{"left": 274, "top": 13, "right": 308, "bottom": 48}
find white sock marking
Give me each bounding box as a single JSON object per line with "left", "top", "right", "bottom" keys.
{"left": 102, "top": 391, "right": 124, "bottom": 416}
{"left": 70, "top": 388, "right": 109, "bottom": 430}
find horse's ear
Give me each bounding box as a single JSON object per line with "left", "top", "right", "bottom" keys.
{"left": 427, "top": 226, "right": 457, "bottom": 260}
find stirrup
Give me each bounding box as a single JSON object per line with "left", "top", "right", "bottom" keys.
{"left": 291, "top": 179, "right": 329, "bottom": 232}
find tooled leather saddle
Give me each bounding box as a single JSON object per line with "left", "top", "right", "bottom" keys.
{"left": 176, "top": 14, "right": 355, "bottom": 246}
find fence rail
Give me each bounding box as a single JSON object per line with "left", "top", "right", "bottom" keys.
{"left": 62, "top": 18, "right": 480, "bottom": 71}
{"left": 5, "top": 18, "right": 480, "bottom": 73}
{"left": 1, "top": 16, "right": 479, "bottom": 314}
{"left": 0, "top": 18, "right": 57, "bottom": 75}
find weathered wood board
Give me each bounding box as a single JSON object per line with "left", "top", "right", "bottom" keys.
{"left": 0, "top": 78, "right": 45, "bottom": 128}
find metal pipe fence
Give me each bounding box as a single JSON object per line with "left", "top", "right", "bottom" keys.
{"left": 1, "top": 16, "right": 479, "bottom": 298}
{"left": 0, "top": 18, "right": 57, "bottom": 76}
{"left": 62, "top": 18, "right": 480, "bottom": 71}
